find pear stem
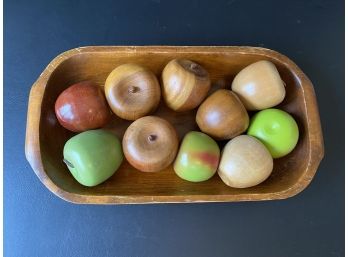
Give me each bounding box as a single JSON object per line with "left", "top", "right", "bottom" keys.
{"left": 63, "top": 159, "right": 74, "bottom": 169}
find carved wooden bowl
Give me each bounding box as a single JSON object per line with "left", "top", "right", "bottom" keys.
{"left": 25, "top": 46, "right": 324, "bottom": 204}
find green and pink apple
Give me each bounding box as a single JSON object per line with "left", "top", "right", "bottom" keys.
{"left": 247, "top": 108, "right": 299, "bottom": 158}
{"left": 174, "top": 131, "right": 220, "bottom": 182}
{"left": 63, "top": 129, "right": 123, "bottom": 186}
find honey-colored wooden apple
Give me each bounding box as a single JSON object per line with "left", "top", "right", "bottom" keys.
{"left": 105, "top": 64, "right": 161, "bottom": 120}
{"left": 196, "top": 89, "right": 249, "bottom": 140}
{"left": 161, "top": 59, "right": 211, "bottom": 111}
{"left": 218, "top": 135, "right": 273, "bottom": 188}
{"left": 123, "top": 116, "right": 179, "bottom": 172}
{"left": 55, "top": 81, "right": 110, "bottom": 132}
{"left": 231, "top": 60, "right": 286, "bottom": 110}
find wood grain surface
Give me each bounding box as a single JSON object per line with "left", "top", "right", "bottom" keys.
{"left": 231, "top": 60, "right": 286, "bottom": 110}
{"left": 105, "top": 63, "right": 161, "bottom": 120}
{"left": 196, "top": 89, "right": 249, "bottom": 140}
{"left": 122, "top": 116, "right": 179, "bottom": 172}
{"left": 161, "top": 59, "right": 211, "bottom": 111}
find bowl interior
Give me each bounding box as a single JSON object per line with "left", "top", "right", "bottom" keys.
{"left": 39, "top": 49, "right": 310, "bottom": 198}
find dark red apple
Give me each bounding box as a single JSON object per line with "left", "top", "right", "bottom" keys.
{"left": 55, "top": 81, "right": 110, "bottom": 132}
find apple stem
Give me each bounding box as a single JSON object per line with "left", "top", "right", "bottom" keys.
{"left": 63, "top": 159, "right": 74, "bottom": 169}
{"left": 148, "top": 134, "right": 157, "bottom": 142}
{"left": 187, "top": 62, "right": 206, "bottom": 77}
{"left": 190, "top": 63, "right": 198, "bottom": 70}
{"left": 128, "top": 86, "right": 139, "bottom": 93}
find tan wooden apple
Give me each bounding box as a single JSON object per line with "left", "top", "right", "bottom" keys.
{"left": 231, "top": 60, "right": 286, "bottom": 110}
{"left": 218, "top": 135, "right": 273, "bottom": 188}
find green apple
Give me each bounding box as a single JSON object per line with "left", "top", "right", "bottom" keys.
{"left": 174, "top": 131, "right": 220, "bottom": 182}
{"left": 247, "top": 108, "right": 299, "bottom": 158}
{"left": 63, "top": 129, "right": 123, "bottom": 186}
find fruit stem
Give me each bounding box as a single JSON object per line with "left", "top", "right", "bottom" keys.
{"left": 190, "top": 63, "right": 198, "bottom": 70}
{"left": 63, "top": 159, "right": 74, "bottom": 169}
{"left": 128, "top": 86, "right": 139, "bottom": 93}
{"left": 187, "top": 62, "right": 205, "bottom": 77}
{"left": 148, "top": 134, "right": 157, "bottom": 142}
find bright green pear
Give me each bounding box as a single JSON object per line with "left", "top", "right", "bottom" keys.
{"left": 63, "top": 129, "right": 123, "bottom": 186}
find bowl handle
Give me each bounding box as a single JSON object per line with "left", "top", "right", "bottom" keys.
{"left": 25, "top": 78, "right": 46, "bottom": 175}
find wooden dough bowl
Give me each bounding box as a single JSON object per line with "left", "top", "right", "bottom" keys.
{"left": 25, "top": 46, "right": 324, "bottom": 204}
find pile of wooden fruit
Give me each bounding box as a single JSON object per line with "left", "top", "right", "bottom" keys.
{"left": 55, "top": 59, "right": 299, "bottom": 188}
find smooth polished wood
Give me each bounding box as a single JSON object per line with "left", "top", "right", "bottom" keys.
{"left": 55, "top": 81, "right": 111, "bottom": 132}
{"left": 123, "top": 116, "right": 179, "bottom": 172}
{"left": 196, "top": 89, "right": 249, "bottom": 140}
{"left": 25, "top": 46, "right": 324, "bottom": 204}
{"left": 105, "top": 64, "right": 161, "bottom": 120}
{"left": 161, "top": 59, "right": 211, "bottom": 111}
{"left": 218, "top": 135, "right": 273, "bottom": 188}
{"left": 232, "top": 60, "right": 286, "bottom": 110}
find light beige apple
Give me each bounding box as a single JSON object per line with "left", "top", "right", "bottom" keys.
{"left": 231, "top": 60, "right": 286, "bottom": 110}
{"left": 218, "top": 135, "right": 273, "bottom": 188}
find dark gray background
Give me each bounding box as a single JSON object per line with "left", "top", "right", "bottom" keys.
{"left": 4, "top": 0, "right": 344, "bottom": 256}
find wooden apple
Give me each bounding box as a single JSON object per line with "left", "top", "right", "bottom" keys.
{"left": 218, "top": 135, "right": 273, "bottom": 188}
{"left": 122, "top": 116, "right": 179, "bottom": 172}
{"left": 196, "top": 89, "right": 249, "bottom": 140}
{"left": 161, "top": 59, "right": 211, "bottom": 111}
{"left": 105, "top": 64, "right": 161, "bottom": 120}
{"left": 174, "top": 131, "right": 220, "bottom": 182}
{"left": 63, "top": 129, "right": 123, "bottom": 187}
{"left": 247, "top": 108, "right": 299, "bottom": 158}
{"left": 231, "top": 60, "right": 286, "bottom": 110}
{"left": 55, "top": 81, "right": 110, "bottom": 132}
